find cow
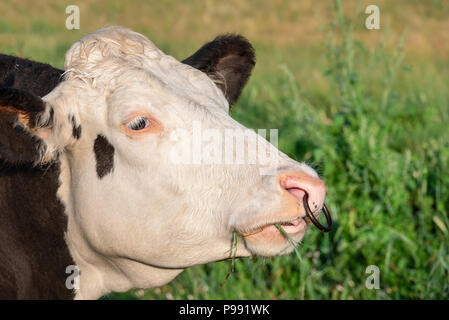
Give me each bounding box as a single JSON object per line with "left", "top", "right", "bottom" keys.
{"left": 0, "top": 26, "right": 329, "bottom": 299}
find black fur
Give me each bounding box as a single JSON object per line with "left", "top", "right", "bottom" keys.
{"left": 42, "top": 107, "right": 55, "bottom": 128}
{"left": 0, "top": 54, "right": 63, "bottom": 97}
{"left": 0, "top": 87, "right": 49, "bottom": 166}
{"left": 0, "top": 161, "right": 75, "bottom": 299}
{"left": 182, "top": 34, "right": 256, "bottom": 106}
{"left": 0, "top": 110, "right": 44, "bottom": 165}
{"left": 94, "top": 135, "right": 115, "bottom": 179}
{"left": 0, "top": 87, "right": 45, "bottom": 127}
{"left": 69, "top": 114, "right": 82, "bottom": 140}
{"left": 0, "top": 57, "right": 74, "bottom": 299}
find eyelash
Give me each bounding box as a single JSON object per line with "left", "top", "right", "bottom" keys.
{"left": 126, "top": 116, "right": 150, "bottom": 131}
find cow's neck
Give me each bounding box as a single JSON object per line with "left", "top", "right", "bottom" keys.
{"left": 57, "top": 155, "right": 183, "bottom": 299}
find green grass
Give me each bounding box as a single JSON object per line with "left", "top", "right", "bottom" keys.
{"left": 3, "top": 0, "right": 448, "bottom": 299}
{"left": 275, "top": 224, "right": 303, "bottom": 262}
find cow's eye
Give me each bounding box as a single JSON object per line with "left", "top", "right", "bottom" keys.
{"left": 126, "top": 116, "right": 150, "bottom": 131}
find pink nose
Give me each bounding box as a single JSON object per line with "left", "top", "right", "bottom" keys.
{"left": 280, "top": 173, "right": 326, "bottom": 214}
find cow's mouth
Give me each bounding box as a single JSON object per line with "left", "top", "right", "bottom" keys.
{"left": 239, "top": 189, "right": 332, "bottom": 238}
{"left": 275, "top": 216, "right": 305, "bottom": 233}
{"left": 238, "top": 216, "right": 307, "bottom": 237}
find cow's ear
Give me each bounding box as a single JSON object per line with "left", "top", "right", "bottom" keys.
{"left": 182, "top": 34, "right": 255, "bottom": 106}
{"left": 0, "top": 111, "right": 44, "bottom": 166}
{"left": 0, "top": 87, "right": 55, "bottom": 166}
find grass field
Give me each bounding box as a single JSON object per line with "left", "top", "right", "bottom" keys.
{"left": 1, "top": 0, "right": 448, "bottom": 299}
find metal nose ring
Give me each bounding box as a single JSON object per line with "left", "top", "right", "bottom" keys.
{"left": 303, "top": 192, "right": 332, "bottom": 232}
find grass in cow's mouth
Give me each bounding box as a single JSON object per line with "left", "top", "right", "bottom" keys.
{"left": 221, "top": 222, "right": 304, "bottom": 283}
{"left": 220, "top": 225, "right": 302, "bottom": 286}
{"left": 275, "top": 224, "right": 302, "bottom": 261}
{"left": 220, "top": 231, "right": 238, "bottom": 286}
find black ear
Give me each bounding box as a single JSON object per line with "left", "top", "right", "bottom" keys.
{"left": 182, "top": 34, "right": 255, "bottom": 106}
{"left": 0, "top": 87, "right": 46, "bottom": 166}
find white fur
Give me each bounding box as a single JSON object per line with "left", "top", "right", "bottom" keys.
{"left": 35, "top": 26, "right": 321, "bottom": 299}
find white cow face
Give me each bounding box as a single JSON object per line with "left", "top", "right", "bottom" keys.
{"left": 12, "top": 27, "right": 328, "bottom": 298}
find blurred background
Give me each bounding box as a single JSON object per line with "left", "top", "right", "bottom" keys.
{"left": 1, "top": 0, "right": 448, "bottom": 299}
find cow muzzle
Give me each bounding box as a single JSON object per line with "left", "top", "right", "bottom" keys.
{"left": 237, "top": 172, "right": 332, "bottom": 257}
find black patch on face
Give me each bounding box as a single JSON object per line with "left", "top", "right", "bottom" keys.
{"left": 93, "top": 135, "right": 114, "bottom": 179}
{"left": 40, "top": 107, "right": 54, "bottom": 128}
{"left": 69, "top": 114, "right": 81, "bottom": 140}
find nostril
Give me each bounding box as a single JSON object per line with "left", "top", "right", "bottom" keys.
{"left": 279, "top": 173, "right": 332, "bottom": 232}
{"left": 285, "top": 187, "right": 305, "bottom": 201}
{"left": 280, "top": 174, "right": 326, "bottom": 211}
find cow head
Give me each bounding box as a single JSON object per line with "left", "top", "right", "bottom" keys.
{"left": 0, "top": 27, "right": 327, "bottom": 298}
